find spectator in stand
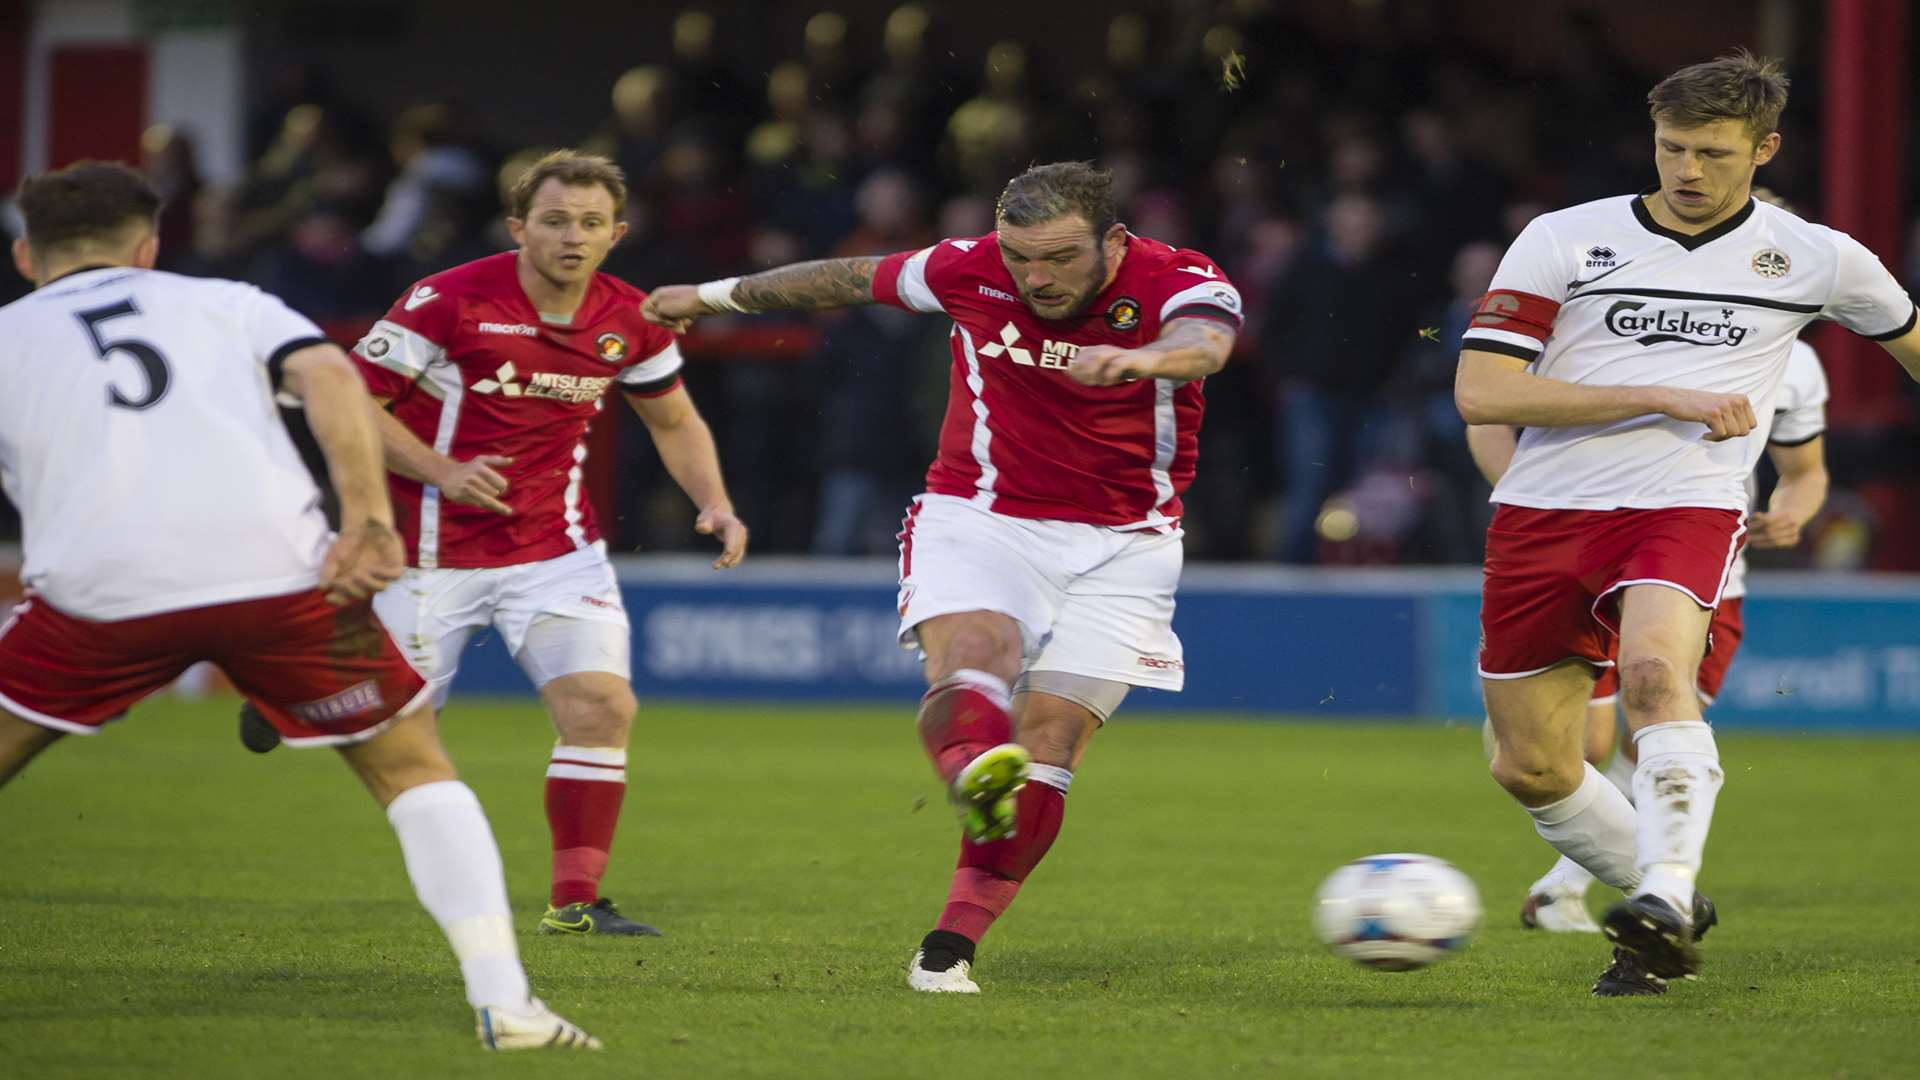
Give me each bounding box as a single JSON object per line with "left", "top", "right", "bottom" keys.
{"left": 1263, "top": 192, "right": 1417, "bottom": 563}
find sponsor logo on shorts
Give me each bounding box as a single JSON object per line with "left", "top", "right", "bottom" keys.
{"left": 1136, "top": 656, "right": 1184, "bottom": 671}
{"left": 1604, "top": 301, "right": 1756, "bottom": 348}
{"left": 580, "top": 595, "right": 618, "bottom": 610}
{"left": 288, "top": 679, "right": 385, "bottom": 724}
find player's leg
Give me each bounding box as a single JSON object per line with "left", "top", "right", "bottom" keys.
{"left": 1484, "top": 663, "right": 1643, "bottom": 892}
{"left": 897, "top": 496, "right": 1062, "bottom": 842}
{"left": 1606, "top": 581, "right": 1720, "bottom": 979}
{"left": 493, "top": 548, "right": 656, "bottom": 936}
{"left": 0, "top": 711, "right": 62, "bottom": 787}
{"left": 912, "top": 678, "right": 1116, "bottom": 992}
{"left": 911, "top": 611, "right": 1032, "bottom": 841}
{"left": 218, "top": 588, "right": 597, "bottom": 1049}
{"left": 1521, "top": 686, "right": 1617, "bottom": 933}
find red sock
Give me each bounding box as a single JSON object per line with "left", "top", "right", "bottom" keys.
{"left": 544, "top": 745, "right": 627, "bottom": 908}
{"left": 937, "top": 770, "right": 1069, "bottom": 941}
{"left": 918, "top": 670, "right": 1014, "bottom": 783}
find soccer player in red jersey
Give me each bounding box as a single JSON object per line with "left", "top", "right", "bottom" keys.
{"left": 245, "top": 150, "right": 748, "bottom": 937}
{"left": 645, "top": 161, "right": 1243, "bottom": 992}
{"left": 1455, "top": 52, "right": 1920, "bottom": 994}
{"left": 0, "top": 162, "right": 596, "bottom": 1049}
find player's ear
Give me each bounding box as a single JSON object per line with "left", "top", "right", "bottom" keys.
{"left": 132, "top": 229, "right": 160, "bottom": 270}
{"left": 10, "top": 237, "right": 34, "bottom": 285}
{"left": 1103, "top": 221, "right": 1127, "bottom": 255}
{"left": 1753, "top": 131, "right": 1780, "bottom": 166}
{"left": 610, "top": 219, "right": 629, "bottom": 248}
{"left": 504, "top": 216, "right": 526, "bottom": 247}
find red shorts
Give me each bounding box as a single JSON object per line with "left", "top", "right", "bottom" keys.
{"left": 1590, "top": 597, "right": 1745, "bottom": 704}
{"left": 1480, "top": 505, "right": 1745, "bottom": 679}
{"left": 0, "top": 589, "right": 427, "bottom": 746}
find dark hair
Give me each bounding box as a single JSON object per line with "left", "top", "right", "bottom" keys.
{"left": 1647, "top": 49, "right": 1790, "bottom": 143}
{"left": 507, "top": 149, "right": 627, "bottom": 219}
{"left": 16, "top": 161, "right": 161, "bottom": 251}
{"left": 995, "top": 161, "right": 1117, "bottom": 238}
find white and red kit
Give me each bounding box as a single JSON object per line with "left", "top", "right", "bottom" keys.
{"left": 0, "top": 268, "right": 424, "bottom": 743}
{"left": 875, "top": 233, "right": 1244, "bottom": 692}
{"left": 1466, "top": 195, "right": 1911, "bottom": 677}
{"left": 351, "top": 253, "right": 684, "bottom": 699}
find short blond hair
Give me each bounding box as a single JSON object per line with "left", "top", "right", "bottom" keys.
{"left": 507, "top": 149, "right": 627, "bottom": 219}
{"left": 1647, "top": 49, "right": 1789, "bottom": 144}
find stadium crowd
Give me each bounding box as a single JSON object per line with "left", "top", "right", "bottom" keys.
{"left": 4, "top": 5, "right": 1917, "bottom": 567}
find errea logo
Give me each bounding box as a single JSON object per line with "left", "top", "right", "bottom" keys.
{"left": 1585, "top": 245, "right": 1617, "bottom": 267}
{"left": 975, "top": 322, "right": 1078, "bottom": 370}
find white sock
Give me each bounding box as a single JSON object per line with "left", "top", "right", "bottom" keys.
{"left": 386, "top": 780, "right": 531, "bottom": 1011}
{"left": 1631, "top": 721, "right": 1723, "bottom": 914}
{"left": 1602, "top": 748, "right": 1637, "bottom": 806}
{"left": 1027, "top": 763, "right": 1073, "bottom": 793}
{"left": 1524, "top": 763, "right": 1642, "bottom": 891}
{"left": 1530, "top": 854, "right": 1595, "bottom": 897}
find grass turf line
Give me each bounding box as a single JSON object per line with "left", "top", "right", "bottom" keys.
{"left": 0, "top": 697, "right": 1914, "bottom": 1079}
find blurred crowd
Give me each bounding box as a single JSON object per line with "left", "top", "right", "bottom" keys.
{"left": 4, "top": 5, "right": 1918, "bottom": 569}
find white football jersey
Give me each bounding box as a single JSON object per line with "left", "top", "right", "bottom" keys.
{"left": 1465, "top": 194, "right": 1913, "bottom": 512}
{"left": 0, "top": 267, "right": 334, "bottom": 620}
{"left": 1724, "top": 338, "right": 1827, "bottom": 600}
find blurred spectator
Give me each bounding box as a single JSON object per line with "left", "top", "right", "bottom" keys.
{"left": 141, "top": 125, "right": 203, "bottom": 271}
{"left": 361, "top": 104, "right": 491, "bottom": 258}
{"left": 1263, "top": 193, "right": 1418, "bottom": 563}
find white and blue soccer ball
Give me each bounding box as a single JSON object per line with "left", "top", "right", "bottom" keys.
{"left": 1313, "top": 853, "right": 1483, "bottom": 971}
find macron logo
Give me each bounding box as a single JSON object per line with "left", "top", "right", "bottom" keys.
{"left": 1176, "top": 265, "right": 1218, "bottom": 279}
{"left": 977, "top": 285, "right": 1018, "bottom": 303}
{"left": 478, "top": 321, "right": 537, "bottom": 336}
{"left": 403, "top": 285, "right": 439, "bottom": 311}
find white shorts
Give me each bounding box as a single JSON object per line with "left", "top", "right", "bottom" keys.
{"left": 896, "top": 494, "right": 1185, "bottom": 692}
{"left": 373, "top": 543, "right": 631, "bottom": 706}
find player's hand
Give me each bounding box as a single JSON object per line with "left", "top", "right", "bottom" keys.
{"left": 695, "top": 505, "right": 749, "bottom": 570}
{"left": 641, "top": 286, "right": 706, "bottom": 334}
{"left": 435, "top": 455, "right": 514, "bottom": 515}
{"left": 319, "top": 520, "right": 406, "bottom": 606}
{"left": 1068, "top": 345, "right": 1154, "bottom": 387}
{"left": 1658, "top": 388, "right": 1757, "bottom": 441}
{"left": 1747, "top": 509, "right": 1804, "bottom": 549}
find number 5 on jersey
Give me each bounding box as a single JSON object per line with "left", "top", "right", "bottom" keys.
{"left": 75, "top": 298, "right": 171, "bottom": 410}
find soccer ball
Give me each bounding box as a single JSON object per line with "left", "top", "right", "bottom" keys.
{"left": 1313, "top": 853, "right": 1483, "bottom": 971}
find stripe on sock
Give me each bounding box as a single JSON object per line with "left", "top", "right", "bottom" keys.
{"left": 546, "top": 763, "right": 627, "bottom": 782}
{"left": 1028, "top": 763, "right": 1073, "bottom": 793}
{"left": 550, "top": 744, "right": 627, "bottom": 766}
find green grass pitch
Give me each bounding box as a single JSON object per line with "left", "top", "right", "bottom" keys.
{"left": 2, "top": 698, "right": 1915, "bottom": 1079}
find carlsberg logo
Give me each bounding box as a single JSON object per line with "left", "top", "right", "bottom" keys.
{"left": 1605, "top": 301, "right": 1755, "bottom": 347}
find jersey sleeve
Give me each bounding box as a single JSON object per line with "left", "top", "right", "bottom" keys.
{"left": 1461, "top": 217, "right": 1571, "bottom": 361}
{"left": 1769, "top": 341, "right": 1829, "bottom": 446}
{"left": 1820, "top": 230, "right": 1917, "bottom": 341}
{"left": 352, "top": 281, "right": 458, "bottom": 398}
{"left": 239, "top": 285, "right": 329, "bottom": 382}
{"left": 872, "top": 238, "right": 982, "bottom": 314}
{"left": 1152, "top": 250, "right": 1244, "bottom": 330}
{"left": 616, "top": 322, "right": 686, "bottom": 397}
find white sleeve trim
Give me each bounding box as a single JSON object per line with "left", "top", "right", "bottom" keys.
{"left": 897, "top": 247, "right": 945, "bottom": 314}
{"left": 616, "top": 338, "right": 685, "bottom": 386}
{"left": 355, "top": 319, "right": 446, "bottom": 378}
{"left": 1159, "top": 280, "right": 1243, "bottom": 323}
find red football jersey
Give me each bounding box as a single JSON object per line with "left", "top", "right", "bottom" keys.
{"left": 351, "top": 252, "right": 682, "bottom": 569}
{"left": 873, "top": 233, "right": 1243, "bottom": 527}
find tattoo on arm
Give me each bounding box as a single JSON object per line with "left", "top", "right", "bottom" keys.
{"left": 733, "top": 257, "right": 881, "bottom": 312}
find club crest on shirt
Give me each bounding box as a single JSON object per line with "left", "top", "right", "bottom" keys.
{"left": 596, "top": 332, "right": 628, "bottom": 363}
{"left": 1751, "top": 249, "right": 1791, "bottom": 279}
{"left": 1105, "top": 296, "right": 1142, "bottom": 331}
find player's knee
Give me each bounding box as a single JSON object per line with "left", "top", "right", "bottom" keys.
{"left": 340, "top": 707, "right": 458, "bottom": 807}
{"left": 1618, "top": 655, "right": 1686, "bottom": 716}
{"left": 1488, "top": 749, "right": 1581, "bottom": 805}
{"left": 930, "top": 624, "right": 1021, "bottom": 680}
{"left": 1021, "top": 714, "right": 1085, "bottom": 767}
{"left": 549, "top": 681, "right": 637, "bottom": 746}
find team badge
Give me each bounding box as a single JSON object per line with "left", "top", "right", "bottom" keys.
{"left": 1751, "top": 249, "right": 1790, "bottom": 279}
{"left": 1105, "top": 296, "right": 1142, "bottom": 332}
{"left": 596, "top": 332, "right": 628, "bottom": 363}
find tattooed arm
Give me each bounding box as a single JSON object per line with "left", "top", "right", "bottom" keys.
{"left": 641, "top": 258, "right": 882, "bottom": 331}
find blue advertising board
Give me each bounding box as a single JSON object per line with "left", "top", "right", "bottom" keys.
{"left": 447, "top": 558, "right": 1920, "bottom": 732}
